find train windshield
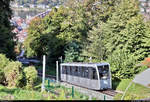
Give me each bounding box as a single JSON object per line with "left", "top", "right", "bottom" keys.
{"left": 98, "top": 65, "right": 109, "bottom": 80}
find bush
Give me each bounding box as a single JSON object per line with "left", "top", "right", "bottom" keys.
{"left": 0, "top": 54, "right": 10, "bottom": 85}
{"left": 107, "top": 49, "right": 139, "bottom": 79}
{"left": 4, "top": 61, "right": 24, "bottom": 88}
{"left": 24, "top": 66, "right": 38, "bottom": 89}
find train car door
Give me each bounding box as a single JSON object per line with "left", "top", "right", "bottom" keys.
{"left": 98, "top": 65, "right": 110, "bottom": 89}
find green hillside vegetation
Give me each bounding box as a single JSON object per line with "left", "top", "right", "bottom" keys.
{"left": 0, "top": 0, "right": 16, "bottom": 59}
{"left": 1, "top": 0, "right": 150, "bottom": 100}
{"left": 114, "top": 79, "right": 150, "bottom": 100}
{"left": 0, "top": 79, "right": 91, "bottom": 100}
{"left": 24, "top": 0, "right": 150, "bottom": 79}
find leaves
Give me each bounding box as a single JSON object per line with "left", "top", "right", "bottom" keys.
{"left": 0, "top": 0, "right": 16, "bottom": 59}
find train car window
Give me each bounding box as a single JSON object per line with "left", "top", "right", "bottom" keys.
{"left": 81, "top": 67, "right": 85, "bottom": 77}
{"left": 62, "top": 66, "right": 67, "bottom": 74}
{"left": 78, "top": 66, "right": 82, "bottom": 77}
{"left": 84, "top": 67, "right": 89, "bottom": 78}
{"left": 67, "top": 66, "right": 70, "bottom": 75}
{"left": 92, "top": 68, "right": 98, "bottom": 80}
{"left": 98, "top": 65, "right": 109, "bottom": 79}
{"left": 70, "top": 66, "right": 72, "bottom": 75}
{"left": 74, "top": 66, "right": 78, "bottom": 76}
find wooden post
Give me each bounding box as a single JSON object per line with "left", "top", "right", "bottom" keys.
{"left": 56, "top": 61, "right": 59, "bottom": 83}
{"left": 41, "top": 55, "right": 46, "bottom": 92}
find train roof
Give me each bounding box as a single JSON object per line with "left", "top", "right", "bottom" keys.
{"left": 60, "top": 62, "right": 110, "bottom": 67}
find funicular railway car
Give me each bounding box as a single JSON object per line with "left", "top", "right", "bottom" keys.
{"left": 60, "top": 62, "right": 112, "bottom": 90}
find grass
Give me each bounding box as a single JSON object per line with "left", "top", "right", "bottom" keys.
{"left": 0, "top": 85, "right": 46, "bottom": 100}
{"left": 114, "top": 79, "right": 150, "bottom": 100}
{"left": 0, "top": 76, "right": 93, "bottom": 100}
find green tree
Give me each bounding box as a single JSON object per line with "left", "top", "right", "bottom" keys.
{"left": 24, "top": 17, "right": 45, "bottom": 57}
{"left": 82, "top": 23, "right": 106, "bottom": 62}
{"left": 24, "top": 6, "right": 68, "bottom": 65}
{"left": 102, "top": 0, "right": 139, "bottom": 55}
{"left": 4, "top": 61, "right": 24, "bottom": 88}
{"left": 64, "top": 41, "right": 84, "bottom": 63}
{"left": 82, "top": 0, "right": 121, "bottom": 62}
{"left": 24, "top": 66, "right": 37, "bottom": 89}
{"left": 102, "top": 0, "right": 150, "bottom": 79}
{"left": 0, "top": 54, "right": 10, "bottom": 85}
{"left": 0, "top": 0, "right": 16, "bottom": 59}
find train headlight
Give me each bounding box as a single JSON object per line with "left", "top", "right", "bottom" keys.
{"left": 102, "top": 74, "right": 108, "bottom": 79}
{"left": 104, "top": 80, "right": 108, "bottom": 85}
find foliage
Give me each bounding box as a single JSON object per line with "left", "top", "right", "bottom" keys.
{"left": 4, "top": 61, "right": 24, "bottom": 88}
{"left": 120, "top": 15, "right": 150, "bottom": 61}
{"left": 102, "top": 0, "right": 140, "bottom": 55}
{"left": 82, "top": 23, "right": 106, "bottom": 62}
{"left": 64, "top": 41, "right": 84, "bottom": 63}
{"left": 0, "top": 54, "right": 10, "bottom": 85}
{"left": 97, "top": 0, "right": 150, "bottom": 79}
{"left": 0, "top": 0, "right": 16, "bottom": 59}
{"left": 0, "top": 80, "right": 91, "bottom": 100}
{"left": 24, "top": 17, "right": 44, "bottom": 57}
{"left": 108, "top": 15, "right": 150, "bottom": 79}
{"left": 23, "top": 0, "right": 150, "bottom": 80}
{"left": 24, "top": 5, "right": 89, "bottom": 65}
{"left": 23, "top": 66, "right": 38, "bottom": 89}
{"left": 82, "top": 0, "right": 121, "bottom": 62}
{"left": 107, "top": 49, "right": 138, "bottom": 79}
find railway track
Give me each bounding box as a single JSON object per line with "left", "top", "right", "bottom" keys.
{"left": 37, "top": 73, "right": 118, "bottom": 98}
{"left": 99, "top": 89, "right": 118, "bottom": 96}
{"left": 64, "top": 81, "right": 118, "bottom": 97}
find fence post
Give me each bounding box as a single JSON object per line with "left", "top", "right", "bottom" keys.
{"left": 48, "top": 79, "right": 50, "bottom": 89}
{"left": 56, "top": 61, "right": 59, "bottom": 83}
{"left": 104, "top": 95, "right": 106, "bottom": 100}
{"left": 72, "top": 86, "right": 74, "bottom": 98}
{"left": 89, "top": 95, "right": 92, "bottom": 100}
{"left": 41, "top": 55, "right": 46, "bottom": 92}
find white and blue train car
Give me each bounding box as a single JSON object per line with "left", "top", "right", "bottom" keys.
{"left": 60, "top": 62, "right": 112, "bottom": 90}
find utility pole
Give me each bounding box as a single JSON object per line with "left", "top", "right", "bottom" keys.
{"left": 41, "top": 55, "right": 46, "bottom": 92}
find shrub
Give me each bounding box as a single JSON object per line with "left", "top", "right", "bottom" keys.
{"left": 107, "top": 49, "right": 139, "bottom": 79}
{"left": 4, "top": 61, "right": 23, "bottom": 88}
{"left": 0, "top": 54, "right": 10, "bottom": 85}
{"left": 24, "top": 66, "right": 38, "bottom": 89}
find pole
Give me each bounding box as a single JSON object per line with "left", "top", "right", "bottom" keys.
{"left": 56, "top": 61, "right": 59, "bottom": 83}
{"left": 72, "top": 86, "right": 74, "bottom": 98}
{"left": 41, "top": 55, "right": 46, "bottom": 92}
{"left": 104, "top": 95, "right": 106, "bottom": 100}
